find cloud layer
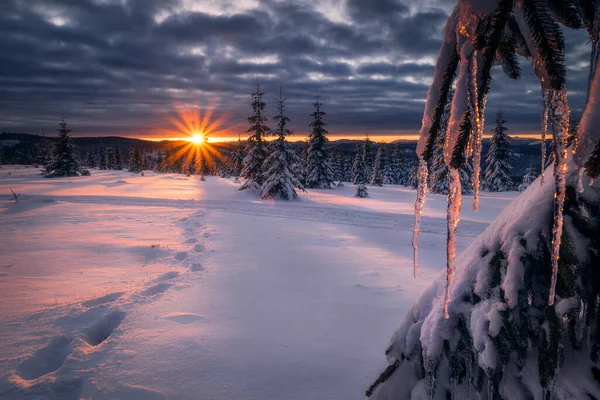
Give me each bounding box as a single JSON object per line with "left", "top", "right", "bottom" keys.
{"left": 0, "top": 0, "right": 592, "bottom": 139}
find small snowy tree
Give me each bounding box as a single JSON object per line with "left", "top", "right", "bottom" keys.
{"left": 389, "top": 144, "right": 407, "bottom": 185}
{"left": 113, "top": 144, "right": 123, "bottom": 170}
{"left": 331, "top": 150, "right": 346, "bottom": 186}
{"left": 230, "top": 135, "right": 245, "bottom": 178}
{"left": 364, "top": 135, "right": 375, "bottom": 182}
{"left": 354, "top": 145, "right": 369, "bottom": 198}
{"left": 482, "top": 110, "right": 514, "bottom": 192}
{"left": 34, "top": 137, "right": 54, "bottom": 168}
{"left": 352, "top": 144, "right": 363, "bottom": 184}
{"left": 407, "top": 159, "right": 419, "bottom": 188}
{"left": 305, "top": 96, "right": 335, "bottom": 189}
{"left": 97, "top": 145, "right": 108, "bottom": 170}
{"left": 128, "top": 145, "right": 143, "bottom": 173}
{"left": 85, "top": 151, "right": 96, "bottom": 168}
{"left": 370, "top": 145, "right": 385, "bottom": 186}
{"left": 45, "top": 119, "right": 88, "bottom": 177}
{"left": 240, "top": 80, "right": 270, "bottom": 191}
{"left": 106, "top": 146, "right": 116, "bottom": 170}
{"left": 382, "top": 147, "right": 395, "bottom": 184}
{"left": 518, "top": 165, "right": 538, "bottom": 191}
{"left": 260, "top": 89, "right": 305, "bottom": 200}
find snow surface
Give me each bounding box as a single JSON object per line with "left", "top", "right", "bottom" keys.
{"left": 0, "top": 166, "right": 517, "bottom": 399}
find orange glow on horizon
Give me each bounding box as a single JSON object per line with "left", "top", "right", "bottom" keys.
{"left": 138, "top": 132, "right": 546, "bottom": 143}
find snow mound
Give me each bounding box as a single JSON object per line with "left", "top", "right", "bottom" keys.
{"left": 369, "top": 168, "right": 600, "bottom": 399}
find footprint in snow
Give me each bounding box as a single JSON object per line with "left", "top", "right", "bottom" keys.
{"left": 82, "top": 292, "right": 125, "bottom": 308}
{"left": 140, "top": 283, "right": 172, "bottom": 297}
{"left": 193, "top": 244, "right": 205, "bottom": 253}
{"left": 191, "top": 263, "right": 204, "bottom": 272}
{"left": 153, "top": 271, "right": 179, "bottom": 282}
{"left": 202, "top": 232, "right": 212, "bottom": 238}
{"left": 16, "top": 336, "right": 74, "bottom": 380}
{"left": 185, "top": 238, "right": 197, "bottom": 244}
{"left": 174, "top": 251, "right": 187, "bottom": 261}
{"left": 84, "top": 310, "right": 126, "bottom": 346}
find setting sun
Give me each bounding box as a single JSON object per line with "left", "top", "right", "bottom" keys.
{"left": 188, "top": 133, "right": 206, "bottom": 145}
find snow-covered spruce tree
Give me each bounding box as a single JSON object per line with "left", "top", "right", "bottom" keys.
{"left": 106, "top": 146, "right": 116, "bottom": 170}
{"left": 482, "top": 110, "right": 514, "bottom": 192}
{"left": 34, "top": 137, "right": 54, "bottom": 168}
{"left": 305, "top": 96, "right": 335, "bottom": 188}
{"left": 332, "top": 150, "right": 346, "bottom": 186}
{"left": 260, "top": 89, "right": 305, "bottom": 200}
{"left": 364, "top": 134, "right": 375, "bottom": 183}
{"left": 354, "top": 145, "right": 369, "bottom": 198}
{"left": 382, "top": 147, "right": 396, "bottom": 185}
{"left": 128, "top": 145, "right": 143, "bottom": 173}
{"left": 97, "top": 145, "right": 108, "bottom": 170}
{"left": 85, "top": 151, "right": 96, "bottom": 168}
{"left": 331, "top": 150, "right": 341, "bottom": 184}
{"left": 352, "top": 144, "right": 363, "bottom": 184}
{"left": 389, "top": 144, "right": 407, "bottom": 185}
{"left": 518, "top": 165, "right": 538, "bottom": 191}
{"left": 113, "top": 144, "right": 123, "bottom": 170}
{"left": 371, "top": 145, "right": 385, "bottom": 186}
{"left": 371, "top": 1, "right": 600, "bottom": 399}
{"left": 45, "top": 119, "right": 89, "bottom": 177}
{"left": 407, "top": 159, "right": 419, "bottom": 189}
{"left": 230, "top": 135, "right": 245, "bottom": 178}
{"left": 240, "top": 80, "right": 270, "bottom": 191}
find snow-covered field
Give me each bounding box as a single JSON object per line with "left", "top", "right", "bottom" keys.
{"left": 0, "top": 166, "right": 518, "bottom": 399}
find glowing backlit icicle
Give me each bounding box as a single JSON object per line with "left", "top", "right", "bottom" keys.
{"left": 444, "top": 167, "right": 462, "bottom": 318}
{"left": 412, "top": 159, "right": 429, "bottom": 279}
{"left": 541, "top": 88, "right": 551, "bottom": 185}
{"left": 547, "top": 89, "right": 570, "bottom": 307}
{"left": 470, "top": 52, "right": 485, "bottom": 212}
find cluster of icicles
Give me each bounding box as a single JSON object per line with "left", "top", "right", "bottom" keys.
{"left": 411, "top": 58, "right": 573, "bottom": 319}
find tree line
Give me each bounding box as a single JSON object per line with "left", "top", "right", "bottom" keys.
{"left": 10, "top": 84, "right": 539, "bottom": 195}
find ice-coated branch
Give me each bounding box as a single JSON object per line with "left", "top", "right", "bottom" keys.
{"left": 416, "top": 6, "right": 460, "bottom": 162}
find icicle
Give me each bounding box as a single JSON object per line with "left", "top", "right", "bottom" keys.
{"left": 541, "top": 88, "right": 550, "bottom": 185}
{"left": 487, "top": 377, "right": 493, "bottom": 400}
{"left": 469, "top": 50, "right": 484, "bottom": 211}
{"left": 444, "top": 168, "right": 462, "bottom": 318}
{"left": 577, "top": 167, "right": 585, "bottom": 193}
{"left": 412, "top": 159, "right": 429, "bottom": 279}
{"left": 547, "top": 89, "right": 570, "bottom": 307}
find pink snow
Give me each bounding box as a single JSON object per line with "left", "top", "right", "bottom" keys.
{"left": 0, "top": 166, "right": 517, "bottom": 399}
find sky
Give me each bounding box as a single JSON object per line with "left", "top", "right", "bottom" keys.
{"left": 0, "top": 0, "right": 593, "bottom": 142}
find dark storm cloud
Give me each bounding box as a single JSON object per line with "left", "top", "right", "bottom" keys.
{"left": 0, "top": 0, "right": 593, "bottom": 138}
